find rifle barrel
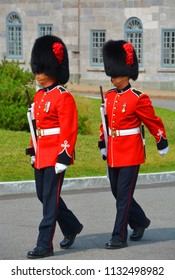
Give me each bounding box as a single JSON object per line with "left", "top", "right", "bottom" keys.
{"left": 100, "top": 85, "right": 105, "bottom": 104}
{"left": 26, "top": 90, "right": 32, "bottom": 108}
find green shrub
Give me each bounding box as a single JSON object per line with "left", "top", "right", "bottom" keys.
{"left": 0, "top": 58, "right": 35, "bottom": 131}
{"left": 74, "top": 95, "right": 92, "bottom": 135}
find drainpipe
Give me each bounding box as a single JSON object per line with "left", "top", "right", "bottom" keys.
{"left": 77, "top": 0, "right": 80, "bottom": 83}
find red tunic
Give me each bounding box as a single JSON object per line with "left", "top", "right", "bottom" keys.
{"left": 99, "top": 85, "right": 168, "bottom": 167}
{"left": 30, "top": 84, "right": 78, "bottom": 169}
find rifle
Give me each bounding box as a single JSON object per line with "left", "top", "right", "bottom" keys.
{"left": 99, "top": 86, "right": 108, "bottom": 151}
{"left": 141, "top": 124, "right": 146, "bottom": 159}
{"left": 26, "top": 90, "right": 37, "bottom": 155}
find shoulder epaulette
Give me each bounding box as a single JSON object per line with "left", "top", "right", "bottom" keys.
{"left": 132, "top": 88, "right": 143, "bottom": 97}
{"left": 57, "top": 85, "right": 67, "bottom": 93}
{"left": 106, "top": 88, "right": 117, "bottom": 94}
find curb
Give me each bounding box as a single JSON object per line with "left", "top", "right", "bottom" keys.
{"left": 0, "top": 171, "right": 175, "bottom": 195}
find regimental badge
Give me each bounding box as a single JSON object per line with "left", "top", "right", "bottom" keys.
{"left": 122, "top": 103, "right": 126, "bottom": 113}
{"left": 44, "top": 101, "right": 51, "bottom": 113}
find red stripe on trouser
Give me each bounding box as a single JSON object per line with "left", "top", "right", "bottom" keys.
{"left": 49, "top": 173, "right": 63, "bottom": 248}
{"left": 121, "top": 166, "right": 139, "bottom": 242}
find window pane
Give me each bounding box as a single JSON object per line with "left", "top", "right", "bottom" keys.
{"left": 91, "top": 30, "right": 106, "bottom": 66}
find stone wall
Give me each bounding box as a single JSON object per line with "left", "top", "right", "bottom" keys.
{"left": 0, "top": 0, "right": 174, "bottom": 90}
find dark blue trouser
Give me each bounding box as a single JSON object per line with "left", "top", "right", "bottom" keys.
{"left": 108, "top": 165, "right": 148, "bottom": 243}
{"left": 34, "top": 167, "right": 82, "bottom": 249}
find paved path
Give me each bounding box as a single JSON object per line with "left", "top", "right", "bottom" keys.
{"left": 152, "top": 98, "right": 175, "bottom": 111}
{"left": 0, "top": 181, "right": 175, "bottom": 260}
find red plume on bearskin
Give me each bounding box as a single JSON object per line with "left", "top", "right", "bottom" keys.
{"left": 123, "top": 42, "right": 134, "bottom": 66}
{"left": 52, "top": 42, "right": 64, "bottom": 64}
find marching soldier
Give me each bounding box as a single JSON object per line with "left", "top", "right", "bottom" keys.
{"left": 27, "top": 35, "right": 83, "bottom": 259}
{"left": 98, "top": 40, "right": 169, "bottom": 249}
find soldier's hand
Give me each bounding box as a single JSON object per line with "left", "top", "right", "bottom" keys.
{"left": 55, "top": 163, "right": 68, "bottom": 174}
{"left": 100, "top": 148, "right": 107, "bottom": 160}
{"left": 30, "top": 156, "right": 35, "bottom": 168}
{"left": 158, "top": 146, "right": 169, "bottom": 157}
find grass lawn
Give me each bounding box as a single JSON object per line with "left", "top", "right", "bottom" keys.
{"left": 0, "top": 95, "right": 174, "bottom": 182}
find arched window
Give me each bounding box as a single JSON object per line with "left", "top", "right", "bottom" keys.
{"left": 6, "top": 12, "right": 23, "bottom": 59}
{"left": 125, "top": 17, "right": 143, "bottom": 66}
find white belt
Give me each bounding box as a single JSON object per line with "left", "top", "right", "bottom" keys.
{"left": 36, "top": 127, "right": 60, "bottom": 136}
{"left": 109, "top": 127, "right": 140, "bottom": 137}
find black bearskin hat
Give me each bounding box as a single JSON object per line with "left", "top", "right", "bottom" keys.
{"left": 103, "top": 40, "right": 138, "bottom": 80}
{"left": 31, "top": 35, "right": 69, "bottom": 84}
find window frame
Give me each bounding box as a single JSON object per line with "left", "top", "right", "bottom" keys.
{"left": 161, "top": 29, "right": 175, "bottom": 68}
{"left": 124, "top": 17, "right": 143, "bottom": 67}
{"left": 6, "top": 12, "right": 23, "bottom": 59}
{"left": 90, "top": 30, "right": 106, "bottom": 67}
{"left": 38, "top": 24, "right": 53, "bottom": 37}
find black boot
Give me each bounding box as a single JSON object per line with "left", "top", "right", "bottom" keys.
{"left": 27, "top": 246, "right": 53, "bottom": 259}
{"left": 130, "top": 218, "right": 151, "bottom": 241}
{"left": 60, "top": 224, "right": 83, "bottom": 249}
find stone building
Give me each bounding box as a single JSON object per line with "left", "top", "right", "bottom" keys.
{"left": 0, "top": 0, "right": 174, "bottom": 90}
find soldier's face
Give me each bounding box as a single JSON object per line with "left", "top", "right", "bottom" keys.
{"left": 111, "top": 76, "right": 129, "bottom": 89}
{"left": 35, "top": 73, "right": 56, "bottom": 87}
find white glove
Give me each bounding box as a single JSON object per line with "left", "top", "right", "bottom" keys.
{"left": 100, "top": 148, "right": 107, "bottom": 160}
{"left": 55, "top": 163, "right": 68, "bottom": 174}
{"left": 159, "top": 146, "right": 169, "bottom": 157}
{"left": 31, "top": 156, "right": 35, "bottom": 166}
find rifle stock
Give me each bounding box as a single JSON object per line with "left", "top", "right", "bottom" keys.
{"left": 100, "top": 86, "right": 108, "bottom": 149}
{"left": 26, "top": 90, "right": 37, "bottom": 155}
